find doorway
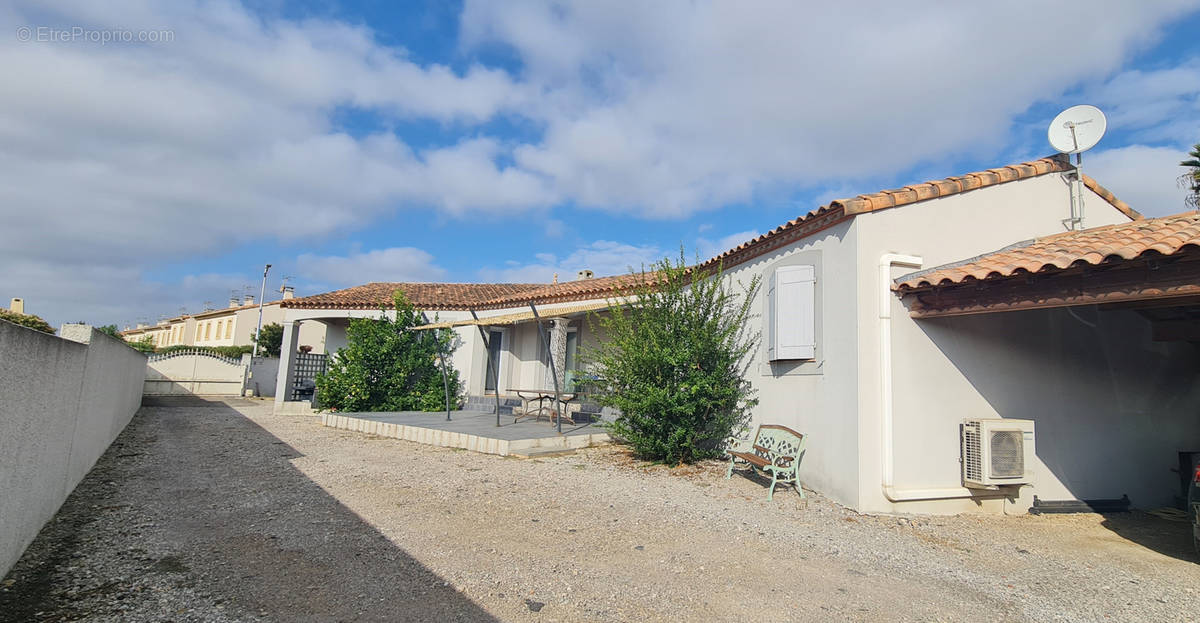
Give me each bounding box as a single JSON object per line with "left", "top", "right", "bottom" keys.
{"left": 484, "top": 329, "right": 504, "bottom": 393}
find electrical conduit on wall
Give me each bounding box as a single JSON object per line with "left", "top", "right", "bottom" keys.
{"left": 878, "top": 253, "right": 978, "bottom": 503}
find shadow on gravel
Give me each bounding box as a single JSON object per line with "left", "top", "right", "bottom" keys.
{"left": 1, "top": 395, "right": 498, "bottom": 622}
{"left": 1100, "top": 512, "right": 1198, "bottom": 564}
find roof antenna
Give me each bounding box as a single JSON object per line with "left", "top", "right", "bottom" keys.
{"left": 1048, "top": 105, "right": 1107, "bottom": 231}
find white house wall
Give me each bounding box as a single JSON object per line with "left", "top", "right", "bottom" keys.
{"left": 854, "top": 173, "right": 1148, "bottom": 514}
{"left": 719, "top": 218, "right": 862, "bottom": 507}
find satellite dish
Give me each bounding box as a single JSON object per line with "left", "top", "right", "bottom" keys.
{"left": 1047, "top": 105, "right": 1107, "bottom": 154}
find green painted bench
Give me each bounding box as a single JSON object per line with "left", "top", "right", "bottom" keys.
{"left": 725, "top": 424, "right": 806, "bottom": 501}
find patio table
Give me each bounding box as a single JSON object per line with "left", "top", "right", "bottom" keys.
{"left": 510, "top": 389, "right": 578, "bottom": 425}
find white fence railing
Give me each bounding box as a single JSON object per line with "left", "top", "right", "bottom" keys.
{"left": 147, "top": 348, "right": 243, "bottom": 366}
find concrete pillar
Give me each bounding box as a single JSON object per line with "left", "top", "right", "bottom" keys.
{"left": 544, "top": 318, "right": 569, "bottom": 391}
{"left": 273, "top": 321, "right": 300, "bottom": 408}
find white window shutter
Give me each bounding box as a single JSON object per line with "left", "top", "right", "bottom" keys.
{"left": 770, "top": 265, "right": 816, "bottom": 361}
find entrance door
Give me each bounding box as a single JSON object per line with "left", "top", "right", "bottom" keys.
{"left": 484, "top": 330, "right": 503, "bottom": 393}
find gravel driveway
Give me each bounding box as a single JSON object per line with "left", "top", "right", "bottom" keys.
{"left": 3, "top": 397, "right": 1199, "bottom": 622}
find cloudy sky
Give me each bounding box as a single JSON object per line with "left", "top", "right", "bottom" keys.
{"left": 2, "top": 1, "right": 1199, "bottom": 329}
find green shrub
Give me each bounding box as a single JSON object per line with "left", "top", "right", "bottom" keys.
{"left": 155, "top": 344, "right": 254, "bottom": 358}
{"left": 126, "top": 336, "right": 156, "bottom": 353}
{"left": 253, "top": 322, "right": 284, "bottom": 357}
{"left": 0, "top": 309, "right": 55, "bottom": 334}
{"left": 587, "top": 252, "right": 760, "bottom": 464}
{"left": 316, "top": 291, "right": 461, "bottom": 412}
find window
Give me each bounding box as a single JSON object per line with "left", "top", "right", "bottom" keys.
{"left": 225, "top": 319, "right": 233, "bottom": 339}
{"left": 766, "top": 264, "right": 816, "bottom": 361}
{"left": 216, "top": 320, "right": 224, "bottom": 339}
{"left": 204, "top": 322, "right": 211, "bottom": 340}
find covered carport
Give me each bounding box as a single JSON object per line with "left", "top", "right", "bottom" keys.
{"left": 894, "top": 212, "right": 1200, "bottom": 510}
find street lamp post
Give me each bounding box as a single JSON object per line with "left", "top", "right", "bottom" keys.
{"left": 253, "top": 264, "right": 271, "bottom": 357}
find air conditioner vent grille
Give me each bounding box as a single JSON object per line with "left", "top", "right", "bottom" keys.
{"left": 963, "top": 423, "right": 982, "bottom": 482}
{"left": 990, "top": 430, "right": 1024, "bottom": 478}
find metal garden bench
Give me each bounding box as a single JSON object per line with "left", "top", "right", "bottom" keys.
{"left": 725, "top": 424, "right": 806, "bottom": 501}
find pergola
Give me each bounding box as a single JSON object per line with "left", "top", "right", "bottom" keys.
{"left": 894, "top": 213, "right": 1200, "bottom": 343}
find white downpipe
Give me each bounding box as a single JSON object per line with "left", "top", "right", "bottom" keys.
{"left": 878, "top": 254, "right": 977, "bottom": 503}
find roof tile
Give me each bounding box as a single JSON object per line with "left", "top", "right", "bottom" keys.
{"left": 896, "top": 212, "right": 1200, "bottom": 291}
{"left": 281, "top": 282, "right": 546, "bottom": 311}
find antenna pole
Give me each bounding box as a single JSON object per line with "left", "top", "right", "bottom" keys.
{"left": 1075, "top": 152, "right": 1085, "bottom": 231}
{"left": 254, "top": 264, "right": 271, "bottom": 357}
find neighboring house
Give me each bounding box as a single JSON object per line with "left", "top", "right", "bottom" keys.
{"left": 121, "top": 289, "right": 326, "bottom": 352}
{"left": 275, "top": 279, "right": 638, "bottom": 404}
{"left": 279, "top": 154, "right": 1200, "bottom": 516}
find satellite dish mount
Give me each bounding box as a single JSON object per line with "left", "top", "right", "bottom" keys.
{"left": 1047, "top": 105, "right": 1107, "bottom": 231}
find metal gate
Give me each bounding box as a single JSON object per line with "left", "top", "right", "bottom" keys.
{"left": 289, "top": 352, "right": 328, "bottom": 401}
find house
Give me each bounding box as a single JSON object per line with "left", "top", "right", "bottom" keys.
{"left": 121, "top": 289, "right": 326, "bottom": 352}
{"left": 274, "top": 277, "right": 642, "bottom": 405}
{"left": 279, "top": 154, "right": 1200, "bottom": 515}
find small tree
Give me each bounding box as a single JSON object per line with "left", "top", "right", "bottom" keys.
{"left": 587, "top": 252, "right": 760, "bottom": 464}
{"left": 0, "top": 309, "right": 55, "bottom": 334}
{"left": 96, "top": 325, "right": 121, "bottom": 338}
{"left": 316, "top": 291, "right": 461, "bottom": 412}
{"left": 254, "top": 322, "right": 284, "bottom": 357}
{"left": 1182, "top": 143, "right": 1200, "bottom": 210}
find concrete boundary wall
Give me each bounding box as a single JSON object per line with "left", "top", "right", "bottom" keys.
{"left": 0, "top": 322, "right": 146, "bottom": 576}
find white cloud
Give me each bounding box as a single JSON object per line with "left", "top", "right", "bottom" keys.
{"left": 2, "top": 0, "right": 1198, "bottom": 327}
{"left": 697, "top": 229, "right": 761, "bottom": 262}
{"left": 295, "top": 247, "right": 448, "bottom": 290}
{"left": 1086, "top": 144, "right": 1194, "bottom": 217}
{"left": 1084, "top": 59, "right": 1200, "bottom": 143}
{"left": 463, "top": 0, "right": 1199, "bottom": 216}
{"left": 477, "top": 240, "right": 664, "bottom": 283}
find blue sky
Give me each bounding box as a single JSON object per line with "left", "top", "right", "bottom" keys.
{"left": 2, "top": 1, "right": 1199, "bottom": 329}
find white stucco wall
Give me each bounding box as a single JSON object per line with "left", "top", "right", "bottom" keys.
{"left": 0, "top": 323, "right": 145, "bottom": 576}
{"left": 854, "top": 173, "right": 1148, "bottom": 513}
{"left": 718, "top": 218, "right": 862, "bottom": 506}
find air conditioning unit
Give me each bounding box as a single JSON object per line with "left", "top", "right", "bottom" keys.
{"left": 961, "top": 419, "right": 1035, "bottom": 488}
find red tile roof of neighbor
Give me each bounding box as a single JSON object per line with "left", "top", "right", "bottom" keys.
{"left": 894, "top": 212, "right": 1200, "bottom": 292}
{"left": 281, "top": 282, "right": 547, "bottom": 310}
{"left": 284, "top": 156, "right": 1142, "bottom": 310}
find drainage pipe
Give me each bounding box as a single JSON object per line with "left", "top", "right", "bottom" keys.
{"left": 878, "top": 253, "right": 977, "bottom": 503}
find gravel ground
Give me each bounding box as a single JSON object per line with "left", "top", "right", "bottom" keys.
{"left": 3, "top": 397, "right": 1200, "bottom": 622}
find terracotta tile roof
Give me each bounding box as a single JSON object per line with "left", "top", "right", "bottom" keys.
{"left": 699, "top": 155, "right": 1142, "bottom": 273}
{"left": 895, "top": 212, "right": 1200, "bottom": 291}
{"left": 281, "top": 282, "right": 546, "bottom": 311}
{"left": 476, "top": 273, "right": 659, "bottom": 309}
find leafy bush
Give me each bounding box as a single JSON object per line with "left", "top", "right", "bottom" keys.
{"left": 587, "top": 253, "right": 760, "bottom": 464}
{"left": 95, "top": 324, "right": 121, "bottom": 338}
{"left": 126, "top": 336, "right": 156, "bottom": 353}
{"left": 316, "top": 291, "right": 461, "bottom": 412}
{"left": 253, "top": 322, "right": 284, "bottom": 357}
{"left": 155, "top": 344, "right": 254, "bottom": 358}
{"left": 0, "top": 309, "right": 55, "bottom": 334}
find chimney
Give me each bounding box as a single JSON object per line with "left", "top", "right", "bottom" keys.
{"left": 282, "top": 286, "right": 295, "bottom": 300}
{"left": 576, "top": 269, "right": 594, "bottom": 281}
{"left": 9, "top": 298, "right": 23, "bottom": 314}
{"left": 244, "top": 294, "right": 255, "bottom": 306}
{"left": 136, "top": 323, "right": 147, "bottom": 329}
{"left": 229, "top": 296, "right": 239, "bottom": 308}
